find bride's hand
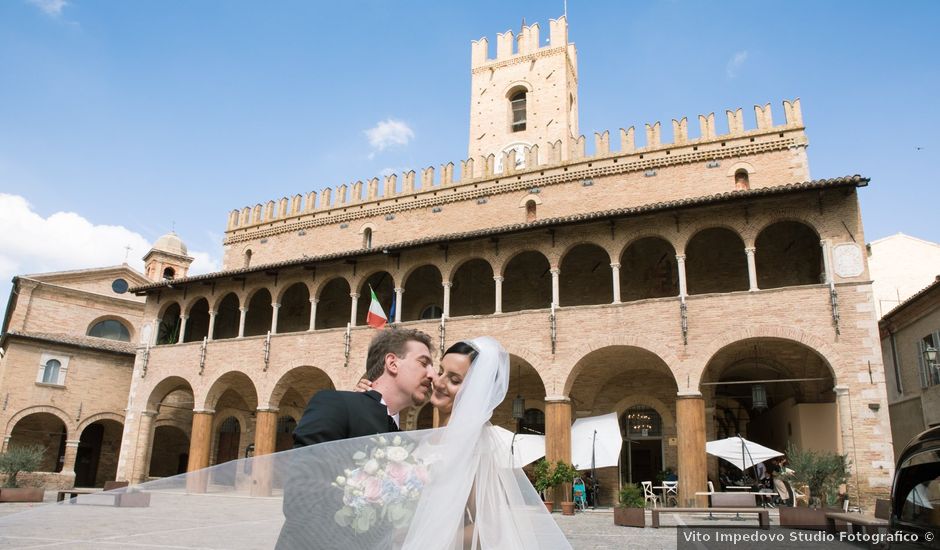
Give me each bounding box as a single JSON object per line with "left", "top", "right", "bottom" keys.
{"left": 353, "top": 378, "right": 372, "bottom": 392}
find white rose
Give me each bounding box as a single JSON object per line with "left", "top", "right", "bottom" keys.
{"left": 363, "top": 459, "right": 379, "bottom": 474}
{"left": 335, "top": 476, "right": 346, "bottom": 486}
{"left": 392, "top": 435, "right": 402, "bottom": 446}
{"left": 386, "top": 446, "right": 409, "bottom": 462}
{"left": 373, "top": 449, "right": 386, "bottom": 460}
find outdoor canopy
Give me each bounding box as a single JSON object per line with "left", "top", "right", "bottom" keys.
{"left": 570, "top": 413, "right": 622, "bottom": 470}
{"left": 705, "top": 435, "right": 783, "bottom": 471}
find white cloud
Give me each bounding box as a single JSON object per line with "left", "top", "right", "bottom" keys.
{"left": 0, "top": 193, "right": 219, "bottom": 285}
{"left": 726, "top": 51, "right": 749, "bottom": 79}
{"left": 27, "top": 0, "right": 68, "bottom": 17}
{"left": 364, "top": 119, "right": 414, "bottom": 157}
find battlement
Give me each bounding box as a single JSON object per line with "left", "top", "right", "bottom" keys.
{"left": 471, "top": 16, "right": 569, "bottom": 69}
{"left": 225, "top": 99, "right": 805, "bottom": 234}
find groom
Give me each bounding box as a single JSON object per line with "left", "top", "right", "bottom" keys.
{"left": 276, "top": 327, "right": 435, "bottom": 549}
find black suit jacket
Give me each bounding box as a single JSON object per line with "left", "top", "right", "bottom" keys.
{"left": 292, "top": 390, "right": 399, "bottom": 448}
{"left": 276, "top": 390, "right": 400, "bottom": 550}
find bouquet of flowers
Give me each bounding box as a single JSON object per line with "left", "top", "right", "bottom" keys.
{"left": 332, "top": 435, "right": 429, "bottom": 535}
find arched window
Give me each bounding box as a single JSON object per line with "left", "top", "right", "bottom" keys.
{"left": 621, "top": 405, "right": 662, "bottom": 438}
{"left": 42, "top": 359, "right": 61, "bottom": 384}
{"left": 163, "top": 267, "right": 176, "bottom": 280}
{"left": 244, "top": 249, "right": 252, "bottom": 268}
{"left": 525, "top": 200, "right": 537, "bottom": 222}
{"left": 363, "top": 228, "right": 373, "bottom": 249}
{"left": 419, "top": 305, "right": 443, "bottom": 320}
{"left": 510, "top": 91, "right": 527, "bottom": 132}
{"left": 520, "top": 408, "right": 545, "bottom": 434}
{"left": 88, "top": 319, "right": 131, "bottom": 342}
{"left": 734, "top": 169, "right": 750, "bottom": 190}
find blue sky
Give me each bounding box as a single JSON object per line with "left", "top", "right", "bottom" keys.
{"left": 1, "top": 1, "right": 938, "bottom": 302}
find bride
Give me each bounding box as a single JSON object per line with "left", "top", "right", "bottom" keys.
{"left": 0, "top": 337, "right": 570, "bottom": 549}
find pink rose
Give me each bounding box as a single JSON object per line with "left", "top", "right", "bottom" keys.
{"left": 386, "top": 462, "right": 409, "bottom": 485}
{"left": 364, "top": 477, "right": 383, "bottom": 503}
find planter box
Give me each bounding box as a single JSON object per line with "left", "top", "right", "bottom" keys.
{"left": 779, "top": 506, "right": 846, "bottom": 530}
{"left": 0, "top": 487, "right": 44, "bottom": 503}
{"left": 614, "top": 507, "right": 645, "bottom": 528}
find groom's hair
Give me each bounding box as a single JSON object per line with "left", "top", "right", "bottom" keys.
{"left": 364, "top": 327, "right": 434, "bottom": 381}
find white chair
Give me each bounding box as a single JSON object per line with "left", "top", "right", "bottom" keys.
{"left": 641, "top": 481, "right": 660, "bottom": 508}
{"left": 662, "top": 480, "right": 679, "bottom": 507}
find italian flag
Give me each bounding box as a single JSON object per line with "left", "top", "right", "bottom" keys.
{"left": 366, "top": 286, "right": 388, "bottom": 329}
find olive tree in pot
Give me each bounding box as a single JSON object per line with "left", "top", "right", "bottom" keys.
{"left": 778, "top": 444, "right": 850, "bottom": 530}
{"left": 0, "top": 445, "right": 45, "bottom": 503}
{"left": 533, "top": 460, "right": 579, "bottom": 514}
{"left": 614, "top": 484, "right": 646, "bottom": 527}
{"left": 554, "top": 462, "right": 579, "bottom": 516}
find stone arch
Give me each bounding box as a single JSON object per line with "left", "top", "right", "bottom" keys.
{"left": 401, "top": 264, "right": 444, "bottom": 322}
{"left": 358, "top": 223, "right": 377, "bottom": 250}
{"left": 676, "top": 222, "right": 747, "bottom": 255}
{"left": 352, "top": 269, "right": 399, "bottom": 295}
{"left": 617, "top": 231, "right": 681, "bottom": 262}
{"left": 726, "top": 161, "right": 757, "bottom": 178}
{"left": 517, "top": 193, "right": 543, "bottom": 208}
{"left": 181, "top": 293, "right": 212, "bottom": 315}
{"left": 146, "top": 375, "right": 195, "bottom": 412}
{"left": 618, "top": 235, "right": 680, "bottom": 301}
{"left": 559, "top": 242, "right": 615, "bottom": 306}
{"left": 244, "top": 287, "right": 273, "bottom": 337}
{"left": 212, "top": 292, "right": 241, "bottom": 340}
{"left": 5, "top": 405, "right": 75, "bottom": 438}
{"left": 211, "top": 291, "right": 241, "bottom": 313}
{"left": 156, "top": 301, "right": 182, "bottom": 345}
{"left": 445, "top": 256, "right": 495, "bottom": 283}
{"left": 183, "top": 297, "right": 211, "bottom": 343}
{"left": 86, "top": 315, "right": 135, "bottom": 343}
{"left": 7, "top": 410, "right": 70, "bottom": 472}
{"left": 76, "top": 412, "right": 125, "bottom": 434}
{"left": 501, "top": 249, "right": 552, "bottom": 313}
{"left": 356, "top": 271, "right": 396, "bottom": 326}
{"left": 315, "top": 277, "right": 352, "bottom": 330}
{"left": 557, "top": 239, "right": 616, "bottom": 266}
{"left": 562, "top": 337, "right": 681, "bottom": 396}
{"left": 750, "top": 213, "right": 822, "bottom": 244}
{"left": 200, "top": 370, "right": 259, "bottom": 411}
{"left": 274, "top": 280, "right": 314, "bottom": 304}
{"left": 690, "top": 325, "right": 842, "bottom": 389}
{"left": 267, "top": 365, "right": 336, "bottom": 410}
{"left": 684, "top": 226, "right": 749, "bottom": 295}
{"left": 503, "top": 80, "right": 534, "bottom": 97}
{"left": 754, "top": 220, "right": 824, "bottom": 289}
{"left": 449, "top": 258, "right": 496, "bottom": 317}
{"left": 277, "top": 282, "right": 312, "bottom": 333}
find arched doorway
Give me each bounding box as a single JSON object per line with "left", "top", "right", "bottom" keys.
{"left": 8, "top": 412, "right": 68, "bottom": 472}
{"left": 74, "top": 419, "right": 123, "bottom": 487}
{"left": 149, "top": 425, "right": 189, "bottom": 477}
{"left": 620, "top": 406, "right": 664, "bottom": 485}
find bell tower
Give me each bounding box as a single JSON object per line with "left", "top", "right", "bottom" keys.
{"left": 144, "top": 231, "right": 194, "bottom": 282}
{"left": 468, "top": 16, "right": 579, "bottom": 169}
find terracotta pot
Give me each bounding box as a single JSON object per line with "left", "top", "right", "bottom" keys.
{"left": 543, "top": 500, "right": 554, "bottom": 513}
{"left": 0, "top": 487, "right": 44, "bottom": 503}
{"left": 614, "top": 506, "right": 646, "bottom": 527}
{"left": 561, "top": 501, "right": 575, "bottom": 516}
{"left": 778, "top": 506, "right": 846, "bottom": 531}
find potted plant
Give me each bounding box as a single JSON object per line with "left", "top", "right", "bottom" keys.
{"left": 614, "top": 484, "right": 646, "bottom": 527}
{"left": 533, "top": 459, "right": 556, "bottom": 513}
{"left": 554, "top": 461, "right": 579, "bottom": 516}
{"left": 778, "top": 444, "right": 850, "bottom": 530}
{"left": 0, "top": 445, "right": 45, "bottom": 503}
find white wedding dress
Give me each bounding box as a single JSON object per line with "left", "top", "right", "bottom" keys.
{"left": 0, "top": 337, "right": 571, "bottom": 550}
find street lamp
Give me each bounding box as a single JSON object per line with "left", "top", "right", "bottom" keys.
{"left": 751, "top": 384, "right": 768, "bottom": 411}
{"left": 925, "top": 345, "right": 939, "bottom": 371}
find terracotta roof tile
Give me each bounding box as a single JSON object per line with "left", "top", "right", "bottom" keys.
{"left": 4, "top": 330, "right": 137, "bottom": 355}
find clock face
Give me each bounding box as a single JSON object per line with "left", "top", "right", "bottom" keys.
{"left": 494, "top": 142, "right": 530, "bottom": 173}
{"left": 833, "top": 243, "right": 864, "bottom": 278}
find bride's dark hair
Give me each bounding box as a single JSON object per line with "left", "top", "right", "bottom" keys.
{"left": 444, "top": 341, "right": 478, "bottom": 362}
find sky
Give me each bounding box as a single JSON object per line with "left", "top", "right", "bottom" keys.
{"left": 1, "top": 1, "right": 938, "bottom": 305}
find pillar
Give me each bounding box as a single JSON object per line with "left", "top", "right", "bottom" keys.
{"left": 308, "top": 298, "right": 318, "bottom": 331}
{"left": 237, "top": 307, "right": 248, "bottom": 338}
{"left": 745, "top": 247, "right": 758, "bottom": 291}
{"left": 550, "top": 268, "right": 560, "bottom": 306}
{"left": 545, "top": 397, "right": 572, "bottom": 508}
{"left": 177, "top": 315, "right": 188, "bottom": 344}
{"left": 251, "top": 409, "right": 278, "bottom": 497}
{"left": 833, "top": 385, "right": 856, "bottom": 505}
{"left": 271, "top": 302, "right": 281, "bottom": 334}
{"left": 186, "top": 411, "right": 214, "bottom": 493}
{"left": 494, "top": 276, "right": 504, "bottom": 314}
{"left": 442, "top": 281, "right": 452, "bottom": 318}
{"left": 820, "top": 239, "right": 833, "bottom": 285}
{"left": 676, "top": 393, "right": 707, "bottom": 507}
{"left": 151, "top": 318, "right": 160, "bottom": 345}
{"left": 394, "top": 287, "right": 404, "bottom": 323}
{"left": 207, "top": 310, "right": 217, "bottom": 341}
{"left": 610, "top": 262, "right": 621, "bottom": 303}
{"left": 61, "top": 439, "right": 80, "bottom": 476}
{"left": 124, "top": 410, "right": 156, "bottom": 484}
{"left": 676, "top": 254, "right": 688, "bottom": 297}
{"left": 350, "top": 292, "right": 359, "bottom": 327}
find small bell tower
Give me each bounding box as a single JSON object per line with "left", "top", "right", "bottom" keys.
{"left": 144, "top": 231, "right": 194, "bottom": 282}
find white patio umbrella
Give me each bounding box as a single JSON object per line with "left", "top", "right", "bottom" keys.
{"left": 570, "top": 413, "right": 622, "bottom": 470}
{"left": 706, "top": 435, "right": 783, "bottom": 471}
{"left": 491, "top": 426, "right": 546, "bottom": 468}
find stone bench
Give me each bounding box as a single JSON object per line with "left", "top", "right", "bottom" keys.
{"left": 651, "top": 507, "right": 769, "bottom": 529}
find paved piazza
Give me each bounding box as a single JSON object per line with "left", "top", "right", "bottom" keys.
{"left": 0, "top": 492, "right": 868, "bottom": 549}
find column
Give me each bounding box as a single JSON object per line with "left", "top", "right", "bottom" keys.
{"left": 270, "top": 303, "right": 281, "bottom": 334}
{"left": 676, "top": 393, "right": 707, "bottom": 507}
{"left": 121, "top": 410, "right": 156, "bottom": 484}
{"left": 610, "top": 262, "right": 622, "bottom": 303}
{"left": 2, "top": 435, "right": 10, "bottom": 453}
{"left": 251, "top": 409, "right": 278, "bottom": 497}
{"left": 177, "top": 315, "right": 188, "bottom": 344}
{"left": 308, "top": 298, "right": 318, "bottom": 331}
{"left": 442, "top": 282, "right": 452, "bottom": 318}
{"left": 151, "top": 318, "right": 160, "bottom": 346}
{"left": 820, "top": 239, "right": 833, "bottom": 285}
{"left": 545, "top": 397, "right": 572, "bottom": 509}
{"left": 237, "top": 307, "right": 248, "bottom": 338}
{"left": 394, "top": 287, "right": 404, "bottom": 323}
{"left": 493, "top": 276, "right": 504, "bottom": 314}
{"left": 186, "top": 410, "right": 215, "bottom": 493}
{"left": 550, "top": 268, "right": 560, "bottom": 306}
{"left": 349, "top": 292, "right": 359, "bottom": 327}
{"left": 745, "top": 247, "right": 759, "bottom": 291}
{"left": 676, "top": 254, "right": 688, "bottom": 298}
{"left": 207, "top": 310, "right": 217, "bottom": 341}
{"left": 61, "top": 439, "right": 80, "bottom": 477}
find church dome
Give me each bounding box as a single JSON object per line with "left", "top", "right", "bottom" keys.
{"left": 152, "top": 231, "right": 188, "bottom": 256}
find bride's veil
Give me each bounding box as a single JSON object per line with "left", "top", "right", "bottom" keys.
{"left": 0, "top": 337, "right": 570, "bottom": 549}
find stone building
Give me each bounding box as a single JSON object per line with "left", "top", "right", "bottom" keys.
{"left": 0, "top": 17, "right": 893, "bottom": 504}
{"left": 0, "top": 234, "right": 190, "bottom": 488}
{"left": 880, "top": 276, "right": 940, "bottom": 458}
{"left": 108, "top": 16, "right": 893, "bottom": 509}
{"left": 868, "top": 233, "right": 940, "bottom": 318}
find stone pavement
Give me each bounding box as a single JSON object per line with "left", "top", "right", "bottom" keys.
{"left": 0, "top": 493, "right": 862, "bottom": 549}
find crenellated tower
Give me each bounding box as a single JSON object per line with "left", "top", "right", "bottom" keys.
{"left": 468, "top": 16, "right": 578, "bottom": 169}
